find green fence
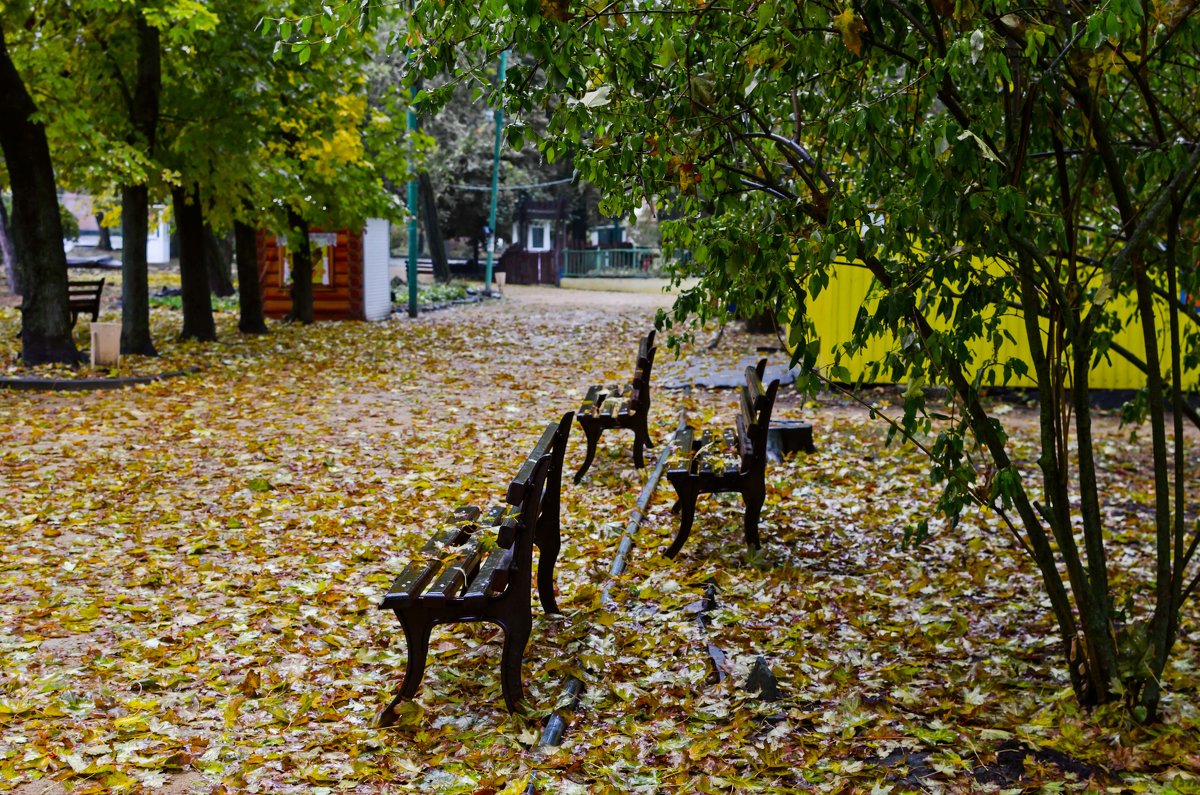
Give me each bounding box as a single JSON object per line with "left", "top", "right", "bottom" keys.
{"left": 562, "top": 247, "right": 661, "bottom": 278}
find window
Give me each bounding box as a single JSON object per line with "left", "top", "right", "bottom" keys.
{"left": 530, "top": 226, "right": 545, "bottom": 250}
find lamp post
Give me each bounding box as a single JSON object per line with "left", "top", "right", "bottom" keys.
{"left": 406, "top": 93, "right": 419, "bottom": 317}
{"left": 483, "top": 50, "right": 508, "bottom": 295}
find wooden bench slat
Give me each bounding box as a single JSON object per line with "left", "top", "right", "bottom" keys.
{"left": 454, "top": 505, "right": 483, "bottom": 524}
{"left": 678, "top": 430, "right": 699, "bottom": 475}
{"left": 508, "top": 422, "right": 560, "bottom": 505}
{"left": 736, "top": 412, "right": 754, "bottom": 464}
{"left": 67, "top": 279, "right": 105, "bottom": 327}
{"left": 495, "top": 516, "right": 519, "bottom": 550}
{"left": 740, "top": 388, "right": 757, "bottom": 435}
{"left": 68, "top": 281, "right": 105, "bottom": 297}
{"left": 422, "top": 537, "right": 485, "bottom": 604}
{"left": 638, "top": 334, "right": 654, "bottom": 360}
{"left": 668, "top": 426, "right": 695, "bottom": 473}
{"left": 381, "top": 524, "right": 471, "bottom": 607}
{"left": 744, "top": 366, "right": 767, "bottom": 408}
{"left": 461, "top": 545, "right": 515, "bottom": 603}
{"left": 481, "top": 505, "right": 506, "bottom": 528}
{"left": 581, "top": 385, "right": 606, "bottom": 410}
{"left": 697, "top": 430, "right": 716, "bottom": 474}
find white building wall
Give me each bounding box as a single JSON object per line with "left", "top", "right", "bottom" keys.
{"left": 146, "top": 213, "right": 171, "bottom": 264}
{"left": 511, "top": 221, "right": 553, "bottom": 252}
{"left": 362, "top": 218, "right": 391, "bottom": 321}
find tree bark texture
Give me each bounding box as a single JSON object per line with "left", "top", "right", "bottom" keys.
{"left": 95, "top": 215, "right": 113, "bottom": 251}
{"left": 286, "top": 208, "right": 314, "bottom": 324}
{"left": 0, "top": 24, "right": 79, "bottom": 365}
{"left": 233, "top": 220, "right": 267, "bottom": 334}
{"left": 120, "top": 185, "right": 156, "bottom": 355}
{"left": 119, "top": 14, "right": 161, "bottom": 356}
{"left": 173, "top": 184, "right": 217, "bottom": 342}
{"left": 418, "top": 171, "right": 451, "bottom": 283}
{"left": 204, "top": 226, "right": 235, "bottom": 296}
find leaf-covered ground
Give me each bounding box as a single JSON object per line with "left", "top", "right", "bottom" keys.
{"left": 1, "top": 283, "right": 1197, "bottom": 794}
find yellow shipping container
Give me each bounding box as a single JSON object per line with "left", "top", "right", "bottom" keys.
{"left": 801, "top": 262, "right": 1189, "bottom": 391}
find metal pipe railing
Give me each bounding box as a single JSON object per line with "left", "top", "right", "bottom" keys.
{"left": 561, "top": 247, "right": 661, "bottom": 278}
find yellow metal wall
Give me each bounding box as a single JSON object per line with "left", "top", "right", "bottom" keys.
{"left": 803, "top": 263, "right": 1184, "bottom": 391}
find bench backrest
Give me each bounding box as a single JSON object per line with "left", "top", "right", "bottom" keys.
{"left": 627, "top": 330, "right": 657, "bottom": 413}
{"left": 68, "top": 279, "right": 105, "bottom": 303}
{"left": 737, "top": 359, "right": 779, "bottom": 472}
{"left": 506, "top": 411, "right": 573, "bottom": 558}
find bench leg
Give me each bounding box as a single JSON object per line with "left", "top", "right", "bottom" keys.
{"left": 632, "top": 415, "right": 651, "bottom": 469}
{"left": 535, "top": 534, "right": 560, "bottom": 615}
{"left": 665, "top": 487, "right": 699, "bottom": 559}
{"left": 378, "top": 612, "right": 432, "bottom": 727}
{"left": 743, "top": 483, "right": 765, "bottom": 550}
{"left": 498, "top": 614, "right": 532, "bottom": 712}
{"left": 573, "top": 419, "right": 602, "bottom": 484}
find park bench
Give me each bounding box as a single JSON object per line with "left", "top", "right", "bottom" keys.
{"left": 68, "top": 279, "right": 105, "bottom": 327}
{"left": 664, "top": 359, "right": 779, "bottom": 558}
{"left": 377, "top": 411, "right": 573, "bottom": 722}
{"left": 573, "top": 329, "right": 657, "bottom": 483}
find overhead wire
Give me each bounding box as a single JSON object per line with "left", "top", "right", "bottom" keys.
{"left": 448, "top": 176, "right": 576, "bottom": 191}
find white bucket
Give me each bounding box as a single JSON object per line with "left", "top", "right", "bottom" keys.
{"left": 90, "top": 322, "right": 121, "bottom": 367}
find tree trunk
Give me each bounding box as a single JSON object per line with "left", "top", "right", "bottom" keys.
{"left": 119, "top": 14, "right": 161, "bottom": 356}
{"left": 741, "top": 310, "right": 776, "bottom": 334}
{"left": 121, "top": 185, "right": 157, "bottom": 355}
{"left": 233, "top": 220, "right": 267, "bottom": 334}
{"left": 0, "top": 24, "right": 79, "bottom": 365}
{"left": 419, "top": 171, "right": 451, "bottom": 283}
{"left": 95, "top": 215, "right": 113, "bottom": 251}
{"left": 286, "top": 208, "right": 314, "bottom": 324}
{"left": 173, "top": 184, "right": 216, "bottom": 342}
{"left": 204, "top": 225, "right": 235, "bottom": 296}
{"left": 0, "top": 194, "right": 20, "bottom": 295}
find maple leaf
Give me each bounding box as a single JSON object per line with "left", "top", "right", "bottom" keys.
{"left": 833, "top": 8, "right": 868, "bottom": 55}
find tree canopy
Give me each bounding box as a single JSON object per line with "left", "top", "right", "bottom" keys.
{"left": 1, "top": 0, "right": 417, "bottom": 361}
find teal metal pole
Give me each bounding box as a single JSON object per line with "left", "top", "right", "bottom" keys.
{"left": 483, "top": 50, "right": 508, "bottom": 294}
{"left": 406, "top": 98, "right": 419, "bottom": 317}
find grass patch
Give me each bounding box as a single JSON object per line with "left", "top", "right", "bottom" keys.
{"left": 149, "top": 293, "right": 240, "bottom": 312}
{"left": 391, "top": 281, "right": 472, "bottom": 305}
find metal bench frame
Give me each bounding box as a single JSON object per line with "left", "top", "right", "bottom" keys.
{"left": 573, "top": 329, "right": 657, "bottom": 483}
{"left": 377, "top": 412, "right": 572, "bottom": 720}
{"left": 68, "top": 279, "right": 105, "bottom": 327}
{"left": 664, "top": 360, "right": 779, "bottom": 558}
